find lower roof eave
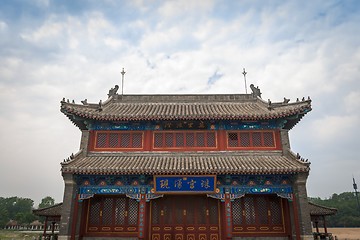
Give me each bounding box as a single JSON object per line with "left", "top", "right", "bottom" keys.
{"left": 61, "top": 169, "right": 308, "bottom": 175}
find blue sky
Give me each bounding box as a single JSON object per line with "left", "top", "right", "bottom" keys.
{"left": 0, "top": 0, "right": 359, "bottom": 205}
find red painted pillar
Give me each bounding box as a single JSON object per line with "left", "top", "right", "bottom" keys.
{"left": 292, "top": 194, "right": 301, "bottom": 240}
{"left": 323, "top": 216, "right": 328, "bottom": 234}
{"left": 43, "top": 216, "right": 48, "bottom": 237}
{"left": 223, "top": 193, "right": 233, "bottom": 240}
{"left": 138, "top": 194, "right": 147, "bottom": 239}
{"left": 315, "top": 219, "right": 319, "bottom": 233}
{"left": 51, "top": 221, "right": 55, "bottom": 235}
{"left": 70, "top": 194, "right": 79, "bottom": 240}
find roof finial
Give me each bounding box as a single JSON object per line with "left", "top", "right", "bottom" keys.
{"left": 242, "top": 68, "right": 248, "bottom": 94}
{"left": 121, "top": 67, "right": 126, "bottom": 95}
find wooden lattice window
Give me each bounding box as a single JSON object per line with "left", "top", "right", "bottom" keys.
{"left": 270, "top": 198, "right": 282, "bottom": 224}
{"left": 89, "top": 198, "right": 101, "bottom": 225}
{"left": 244, "top": 197, "right": 256, "bottom": 224}
{"left": 94, "top": 131, "right": 144, "bottom": 150}
{"left": 115, "top": 198, "right": 126, "bottom": 225}
{"left": 232, "top": 198, "right": 243, "bottom": 225}
{"left": 227, "top": 131, "right": 276, "bottom": 149}
{"left": 153, "top": 131, "right": 217, "bottom": 149}
{"left": 87, "top": 196, "right": 138, "bottom": 233}
{"left": 232, "top": 195, "right": 284, "bottom": 234}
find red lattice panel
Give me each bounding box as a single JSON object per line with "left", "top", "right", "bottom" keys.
{"left": 132, "top": 133, "right": 143, "bottom": 148}
{"left": 154, "top": 133, "right": 163, "bottom": 148}
{"left": 96, "top": 133, "right": 107, "bottom": 148}
{"left": 102, "top": 198, "right": 113, "bottom": 225}
{"left": 244, "top": 197, "right": 256, "bottom": 224}
{"left": 232, "top": 198, "right": 243, "bottom": 225}
{"left": 240, "top": 132, "right": 250, "bottom": 147}
{"left": 263, "top": 132, "right": 275, "bottom": 147}
{"left": 196, "top": 133, "right": 205, "bottom": 147}
{"left": 209, "top": 201, "right": 218, "bottom": 225}
{"left": 186, "top": 133, "right": 195, "bottom": 147}
{"left": 186, "top": 202, "right": 195, "bottom": 224}
{"left": 207, "top": 132, "right": 216, "bottom": 147}
{"left": 89, "top": 198, "right": 101, "bottom": 225}
{"left": 94, "top": 131, "right": 145, "bottom": 150}
{"left": 165, "top": 133, "right": 173, "bottom": 147}
{"left": 176, "top": 133, "right": 184, "bottom": 147}
{"left": 257, "top": 197, "right": 268, "bottom": 224}
{"left": 120, "top": 133, "right": 130, "bottom": 148}
{"left": 128, "top": 199, "right": 139, "bottom": 225}
{"left": 115, "top": 198, "right": 126, "bottom": 225}
{"left": 109, "top": 133, "right": 119, "bottom": 148}
{"left": 252, "top": 132, "right": 262, "bottom": 147}
{"left": 227, "top": 131, "right": 277, "bottom": 149}
{"left": 228, "top": 132, "right": 238, "bottom": 147}
{"left": 152, "top": 201, "right": 160, "bottom": 225}
{"left": 270, "top": 198, "right": 282, "bottom": 224}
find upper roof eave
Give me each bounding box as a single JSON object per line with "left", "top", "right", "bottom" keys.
{"left": 60, "top": 93, "right": 312, "bottom": 129}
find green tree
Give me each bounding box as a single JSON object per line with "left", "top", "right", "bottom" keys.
{"left": 38, "top": 196, "right": 55, "bottom": 209}
{"left": 0, "top": 197, "right": 37, "bottom": 226}
{"left": 0, "top": 197, "right": 9, "bottom": 227}
{"left": 309, "top": 192, "right": 360, "bottom": 227}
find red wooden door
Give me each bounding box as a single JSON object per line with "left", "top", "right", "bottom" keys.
{"left": 150, "top": 195, "right": 220, "bottom": 240}
{"left": 231, "top": 195, "right": 288, "bottom": 236}
{"left": 86, "top": 196, "right": 139, "bottom": 237}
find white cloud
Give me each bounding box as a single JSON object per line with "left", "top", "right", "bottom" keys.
{"left": 86, "top": 12, "right": 114, "bottom": 37}
{"left": 158, "top": 0, "right": 214, "bottom": 19}
{"left": 34, "top": 0, "right": 49, "bottom": 8}
{"left": 0, "top": 21, "right": 7, "bottom": 31}
{"left": 21, "top": 19, "right": 64, "bottom": 42}
{"left": 1, "top": 0, "right": 360, "bottom": 202}
{"left": 104, "top": 37, "right": 124, "bottom": 49}
{"left": 344, "top": 91, "right": 360, "bottom": 113}
{"left": 309, "top": 115, "right": 358, "bottom": 145}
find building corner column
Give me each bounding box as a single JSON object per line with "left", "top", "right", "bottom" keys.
{"left": 293, "top": 172, "right": 313, "bottom": 240}
{"left": 59, "top": 173, "right": 77, "bottom": 240}
{"left": 280, "top": 129, "right": 291, "bottom": 155}
{"left": 79, "top": 130, "right": 90, "bottom": 154}
{"left": 138, "top": 193, "right": 147, "bottom": 239}
{"left": 223, "top": 192, "right": 233, "bottom": 240}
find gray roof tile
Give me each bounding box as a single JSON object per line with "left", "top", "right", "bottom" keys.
{"left": 61, "top": 94, "right": 311, "bottom": 127}
{"left": 61, "top": 151, "right": 309, "bottom": 175}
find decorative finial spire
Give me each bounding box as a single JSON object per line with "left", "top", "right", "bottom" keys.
{"left": 242, "top": 68, "right": 248, "bottom": 94}
{"left": 121, "top": 68, "right": 126, "bottom": 95}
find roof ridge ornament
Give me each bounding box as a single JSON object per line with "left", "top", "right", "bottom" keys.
{"left": 121, "top": 67, "right": 126, "bottom": 95}
{"left": 98, "top": 100, "right": 103, "bottom": 111}
{"left": 108, "top": 85, "right": 119, "bottom": 98}
{"left": 242, "top": 68, "right": 248, "bottom": 94}
{"left": 250, "top": 84, "right": 262, "bottom": 98}
{"left": 268, "top": 99, "right": 272, "bottom": 110}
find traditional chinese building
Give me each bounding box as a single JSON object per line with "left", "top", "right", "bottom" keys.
{"left": 59, "top": 84, "right": 313, "bottom": 240}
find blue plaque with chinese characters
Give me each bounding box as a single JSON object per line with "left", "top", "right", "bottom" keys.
{"left": 154, "top": 175, "right": 216, "bottom": 193}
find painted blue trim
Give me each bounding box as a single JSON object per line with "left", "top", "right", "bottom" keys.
{"left": 87, "top": 119, "right": 284, "bottom": 131}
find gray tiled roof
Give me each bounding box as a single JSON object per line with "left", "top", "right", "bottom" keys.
{"left": 33, "top": 203, "right": 62, "bottom": 217}
{"left": 61, "top": 151, "right": 309, "bottom": 175}
{"left": 309, "top": 202, "right": 337, "bottom": 216}
{"left": 60, "top": 94, "right": 311, "bottom": 129}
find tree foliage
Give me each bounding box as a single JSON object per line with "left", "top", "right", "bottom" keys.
{"left": 38, "top": 196, "right": 55, "bottom": 209}
{"left": 0, "top": 197, "right": 38, "bottom": 226}
{"left": 309, "top": 192, "right": 360, "bottom": 227}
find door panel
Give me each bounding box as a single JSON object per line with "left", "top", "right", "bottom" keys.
{"left": 151, "top": 195, "right": 220, "bottom": 240}
{"left": 86, "top": 196, "right": 138, "bottom": 236}
{"left": 231, "top": 195, "right": 287, "bottom": 235}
